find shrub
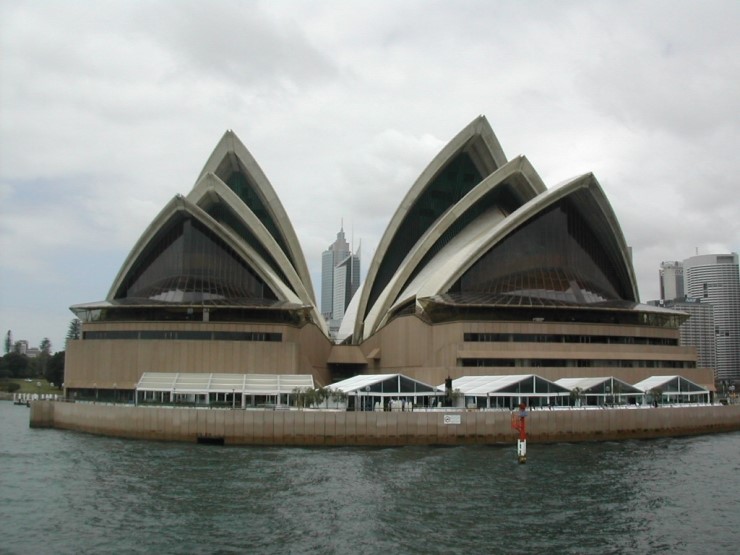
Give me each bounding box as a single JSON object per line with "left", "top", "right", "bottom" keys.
{"left": 2, "top": 382, "right": 20, "bottom": 393}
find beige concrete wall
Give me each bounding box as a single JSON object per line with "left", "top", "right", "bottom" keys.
{"left": 30, "top": 402, "right": 740, "bottom": 446}
{"left": 65, "top": 314, "right": 713, "bottom": 395}
{"left": 360, "top": 316, "right": 714, "bottom": 389}
{"left": 66, "top": 321, "right": 334, "bottom": 390}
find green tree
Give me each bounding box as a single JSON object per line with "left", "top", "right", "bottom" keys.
{"left": 40, "top": 338, "right": 52, "bottom": 355}
{"left": 1, "top": 352, "right": 29, "bottom": 378}
{"left": 45, "top": 351, "right": 65, "bottom": 389}
{"left": 37, "top": 337, "right": 52, "bottom": 378}
{"left": 570, "top": 387, "right": 584, "bottom": 407}
{"left": 66, "top": 319, "right": 81, "bottom": 349}
{"left": 329, "top": 388, "right": 348, "bottom": 405}
{"left": 649, "top": 387, "right": 663, "bottom": 406}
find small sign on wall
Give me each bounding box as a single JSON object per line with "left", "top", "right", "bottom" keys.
{"left": 443, "top": 414, "right": 461, "bottom": 425}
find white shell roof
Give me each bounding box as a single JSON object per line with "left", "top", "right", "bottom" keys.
{"left": 362, "top": 156, "right": 546, "bottom": 339}
{"left": 350, "top": 117, "right": 639, "bottom": 343}
{"left": 352, "top": 115, "right": 508, "bottom": 342}
{"left": 104, "top": 130, "right": 327, "bottom": 335}
{"left": 195, "top": 130, "right": 314, "bottom": 300}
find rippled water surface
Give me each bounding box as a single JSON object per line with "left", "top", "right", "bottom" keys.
{"left": 1, "top": 403, "right": 738, "bottom": 554}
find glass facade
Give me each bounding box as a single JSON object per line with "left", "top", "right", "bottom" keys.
{"left": 224, "top": 170, "right": 293, "bottom": 269}
{"left": 365, "top": 151, "right": 483, "bottom": 318}
{"left": 460, "top": 358, "right": 696, "bottom": 368}
{"left": 451, "top": 198, "right": 630, "bottom": 303}
{"left": 82, "top": 330, "right": 282, "bottom": 341}
{"left": 116, "top": 215, "right": 277, "bottom": 303}
{"left": 464, "top": 332, "right": 678, "bottom": 346}
{"left": 204, "top": 202, "right": 291, "bottom": 290}
{"left": 402, "top": 182, "right": 521, "bottom": 292}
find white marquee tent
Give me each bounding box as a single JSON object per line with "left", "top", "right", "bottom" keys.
{"left": 633, "top": 375, "right": 710, "bottom": 404}
{"left": 135, "top": 372, "right": 315, "bottom": 407}
{"left": 444, "top": 375, "right": 571, "bottom": 409}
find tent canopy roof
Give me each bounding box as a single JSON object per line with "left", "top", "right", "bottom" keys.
{"left": 136, "top": 372, "right": 314, "bottom": 395}
{"left": 444, "top": 375, "right": 570, "bottom": 397}
{"left": 632, "top": 375, "right": 709, "bottom": 394}
{"left": 330, "top": 374, "right": 441, "bottom": 396}
{"left": 555, "top": 377, "right": 642, "bottom": 395}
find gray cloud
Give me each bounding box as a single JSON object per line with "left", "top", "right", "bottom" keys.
{"left": 1, "top": 0, "right": 738, "bottom": 350}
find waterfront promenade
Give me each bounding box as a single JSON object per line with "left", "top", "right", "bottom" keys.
{"left": 30, "top": 401, "right": 740, "bottom": 446}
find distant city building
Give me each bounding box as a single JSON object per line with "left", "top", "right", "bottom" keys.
{"left": 15, "top": 340, "right": 29, "bottom": 355}
{"left": 657, "top": 297, "right": 716, "bottom": 373}
{"left": 683, "top": 253, "right": 740, "bottom": 382}
{"left": 12, "top": 340, "right": 40, "bottom": 358}
{"left": 321, "top": 227, "right": 350, "bottom": 319}
{"left": 659, "top": 261, "right": 684, "bottom": 301}
{"left": 333, "top": 253, "right": 361, "bottom": 321}
{"left": 321, "top": 226, "right": 360, "bottom": 338}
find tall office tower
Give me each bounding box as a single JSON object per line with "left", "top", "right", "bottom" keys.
{"left": 332, "top": 253, "right": 361, "bottom": 321}
{"left": 321, "top": 227, "right": 350, "bottom": 320}
{"left": 321, "top": 226, "right": 361, "bottom": 338}
{"left": 660, "top": 261, "right": 684, "bottom": 301}
{"left": 663, "top": 298, "right": 716, "bottom": 373}
{"left": 683, "top": 253, "right": 740, "bottom": 382}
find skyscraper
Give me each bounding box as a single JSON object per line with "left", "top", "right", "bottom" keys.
{"left": 683, "top": 253, "right": 740, "bottom": 382}
{"left": 321, "top": 226, "right": 360, "bottom": 336}
{"left": 659, "top": 261, "right": 684, "bottom": 301}
{"left": 657, "top": 297, "right": 716, "bottom": 375}
{"left": 321, "top": 227, "right": 350, "bottom": 320}
{"left": 333, "top": 252, "right": 361, "bottom": 321}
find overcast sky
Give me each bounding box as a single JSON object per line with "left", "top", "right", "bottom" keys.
{"left": 1, "top": 0, "right": 738, "bottom": 353}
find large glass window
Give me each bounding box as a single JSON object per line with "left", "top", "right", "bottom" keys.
{"left": 451, "top": 199, "right": 629, "bottom": 303}
{"left": 82, "top": 330, "right": 283, "bottom": 342}
{"left": 117, "top": 216, "right": 277, "bottom": 303}
{"left": 463, "top": 332, "right": 678, "bottom": 346}
{"left": 225, "top": 170, "right": 293, "bottom": 268}
{"left": 365, "top": 152, "right": 483, "bottom": 317}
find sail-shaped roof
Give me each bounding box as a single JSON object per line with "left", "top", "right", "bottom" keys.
{"left": 361, "top": 155, "right": 547, "bottom": 339}
{"left": 195, "top": 130, "right": 316, "bottom": 304}
{"left": 108, "top": 195, "right": 302, "bottom": 306}
{"left": 352, "top": 116, "right": 508, "bottom": 341}
{"left": 350, "top": 117, "right": 641, "bottom": 342}
{"left": 97, "top": 131, "right": 327, "bottom": 334}
{"left": 413, "top": 173, "right": 638, "bottom": 305}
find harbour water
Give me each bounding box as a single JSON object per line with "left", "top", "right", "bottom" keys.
{"left": 1, "top": 402, "right": 738, "bottom": 554}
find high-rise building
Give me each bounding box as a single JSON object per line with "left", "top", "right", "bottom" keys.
{"left": 683, "top": 253, "right": 740, "bottom": 382}
{"left": 660, "top": 261, "right": 684, "bottom": 301}
{"left": 321, "top": 226, "right": 360, "bottom": 337}
{"left": 333, "top": 253, "right": 361, "bottom": 321}
{"left": 321, "top": 227, "right": 350, "bottom": 320}
{"left": 658, "top": 297, "right": 716, "bottom": 374}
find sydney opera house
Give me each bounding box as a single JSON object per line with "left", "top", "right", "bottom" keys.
{"left": 65, "top": 116, "right": 713, "bottom": 404}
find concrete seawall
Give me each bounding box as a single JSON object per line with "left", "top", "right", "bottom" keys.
{"left": 29, "top": 401, "right": 740, "bottom": 445}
